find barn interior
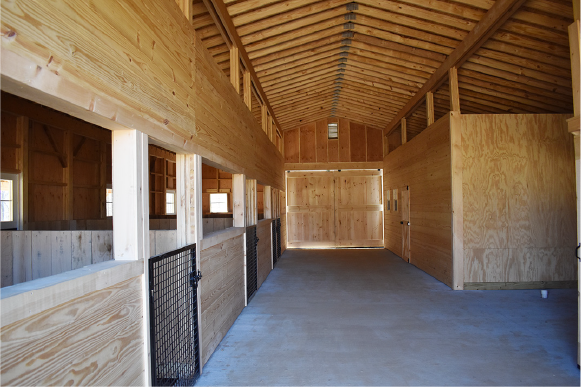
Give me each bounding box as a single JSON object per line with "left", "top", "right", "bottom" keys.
{"left": 0, "top": 0, "right": 579, "bottom": 385}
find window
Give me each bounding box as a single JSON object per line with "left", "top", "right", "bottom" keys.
{"left": 386, "top": 189, "right": 391, "bottom": 211}
{"left": 393, "top": 189, "right": 398, "bottom": 212}
{"left": 1, "top": 174, "right": 18, "bottom": 229}
{"left": 328, "top": 123, "right": 338, "bottom": 139}
{"left": 166, "top": 190, "right": 176, "bottom": 215}
{"left": 106, "top": 188, "right": 113, "bottom": 217}
{"left": 210, "top": 193, "right": 228, "bottom": 213}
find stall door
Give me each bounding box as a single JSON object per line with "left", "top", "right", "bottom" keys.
{"left": 286, "top": 170, "right": 383, "bottom": 248}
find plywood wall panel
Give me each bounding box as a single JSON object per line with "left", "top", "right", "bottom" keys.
{"left": 384, "top": 114, "right": 453, "bottom": 288}
{"left": 0, "top": 276, "right": 144, "bottom": 386}
{"left": 1, "top": 112, "right": 20, "bottom": 172}
{"left": 299, "top": 124, "right": 316, "bottom": 163}
{"left": 284, "top": 128, "right": 300, "bottom": 163}
{"left": 200, "top": 233, "right": 245, "bottom": 366}
{"left": 327, "top": 139, "right": 339, "bottom": 163}
{"left": 461, "top": 114, "right": 577, "bottom": 284}
{"left": 349, "top": 123, "right": 367, "bottom": 162}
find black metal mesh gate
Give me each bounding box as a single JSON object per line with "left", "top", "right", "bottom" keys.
{"left": 148, "top": 244, "right": 201, "bottom": 386}
{"left": 246, "top": 225, "right": 258, "bottom": 302}
{"left": 272, "top": 218, "right": 282, "bottom": 267}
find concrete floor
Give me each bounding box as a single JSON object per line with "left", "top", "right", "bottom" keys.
{"left": 196, "top": 249, "right": 580, "bottom": 386}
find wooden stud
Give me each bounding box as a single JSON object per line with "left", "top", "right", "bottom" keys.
{"left": 112, "top": 129, "right": 149, "bottom": 260}
{"left": 230, "top": 46, "right": 240, "bottom": 93}
{"left": 268, "top": 118, "right": 273, "bottom": 142}
{"left": 175, "top": 0, "right": 193, "bottom": 23}
{"left": 426, "top": 92, "right": 435, "bottom": 126}
{"left": 243, "top": 70, "right": 252, "bottom": 110}
{"left": 401, "top": 118, "right": 407, "bottom": 145}
{"left": 449, "top": 67, "right": 461, "bottom": 113}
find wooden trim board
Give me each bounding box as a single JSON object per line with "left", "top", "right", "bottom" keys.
{"left": 464, "top": 281, "right": 578, "bottom": 290}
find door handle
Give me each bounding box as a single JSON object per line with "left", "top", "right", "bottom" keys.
{"left": 577, "top": 243, "right": 580, "bottom": 259}
{"left": 407, "top": 222, "right": 410, "bottom": 226}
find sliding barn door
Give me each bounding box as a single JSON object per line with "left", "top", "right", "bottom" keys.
{"left": 286, "top": 170, "right": 383, "bottom": 248}
{"left": 287, "top": 172, "right": 336, "bottom": 248}
{"left": 335, "top": 170, "right": 384, "bottom": 247}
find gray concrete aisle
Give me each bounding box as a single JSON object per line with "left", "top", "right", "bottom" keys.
{"left": 196, "top": 249, "right": 580, "bottom": 386}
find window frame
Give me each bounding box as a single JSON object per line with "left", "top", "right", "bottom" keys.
{"left": 166, "top": 189, "right": 176, "bottom": 215}
{"left": 1, "top": 173, "right": 19, "bottom": 230}
{"left": 105, "top": 185, "right": 113, "bottom": 217}
{"left": 209, "top": 192, "right": 229, "bottom": 213}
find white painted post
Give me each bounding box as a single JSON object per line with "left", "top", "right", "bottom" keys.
{"left": 264, "top": 186, "right": 272, "bottom": 219}
{"left": 112, "top": 129, "right": 149, "bottom": 260}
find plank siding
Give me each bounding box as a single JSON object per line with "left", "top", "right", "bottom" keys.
{"left": 383, "top": 114, "right": 453, "bottom": 287}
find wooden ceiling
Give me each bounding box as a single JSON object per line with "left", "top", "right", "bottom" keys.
{"left": 190, "top": 0, "right": 574, "bottom": 133}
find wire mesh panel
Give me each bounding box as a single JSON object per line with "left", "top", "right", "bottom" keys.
{"left": 246, "top": 225, "right": 258, "bottom": 302}
{"left": 149, "top": 244, "right": 200, "bottom": 387}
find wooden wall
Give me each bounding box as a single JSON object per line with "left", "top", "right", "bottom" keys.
{"left": 199, "top": 230, "right": 245, "bottom": 366}
{"left": 1, "top": 93, "right": 112, "bottom": 227}
{"left": 202, "top": 163, "right": 233, "bottom": 216}
{"left": 1, "top": 230, "right": 113, "bottom": 288}
{"left": 1, "top": 0, "right": 284, "bottom": 190}
{"left": 280, "top": 190, "right": 287, "bottom": 255}
{"left": 460, "top": 114, "right": 577, "bottom": 287}
{"left": 149, "top": 145, "right": 177, "bottom": 216}
{"left": 0, "top": 275, "right": 144, "bottom": 386}
{"left": 384, "top": 114, "right": 454, "bottom": 288}
{"left": 256, "top": 219, "right": 272, "bottom": 289}
{"left": 284, "top": 118, "right": 383, "bottom": 168}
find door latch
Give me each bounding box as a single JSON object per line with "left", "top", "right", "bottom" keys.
{"left": 190, "top": 270, "right": 203, "bottom": 288}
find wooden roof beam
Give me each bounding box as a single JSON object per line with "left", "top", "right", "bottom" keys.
{"left": 384, "top": 0, "right": 527, "bottom": 135}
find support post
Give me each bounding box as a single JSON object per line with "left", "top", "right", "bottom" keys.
{"left": 268, "top": 117, "right": 273, "bottom": 142}
{"left": 401, "top": 118, "right": 407, "bottom": 145}
{"left": 246, "top": 179, "right": 257, "bottom": 226}
{"left": 233, "top": 174, "right": 246, "bottom": 227}
{"left": 264, "top": 186, "right": 272, "bottom": 219}
{"left": 230, "top": 46, "right": 240, "bottom": 93}
{"left": 426, "top": 91, "right": 435, "bottom": 126}
{"left": 449, "top": 67, "right": 461, "bottom": 112}
{"left": 112, "top": 129, "right": 149, "bottom": 260}
{"left": 243, "top": 70, "right": 252, "bottom": 110}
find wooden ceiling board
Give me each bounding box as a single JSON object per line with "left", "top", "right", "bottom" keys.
{"left": 189, "top": 0, "right": 574, "bottom": 138}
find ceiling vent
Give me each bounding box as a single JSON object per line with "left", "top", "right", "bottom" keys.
{"left": 340, "top": 44, "right": 351, "bottom": 50}
{"left": 346, "top": 2, "right": 359, "bottom": 11}
{"left": 343, "top": 23, "right": 354, "bottom": 29}
{"left": 342, "top": 31, "right": 354, "bottom": 38}
{"left": 344, "top": 13, "right": 356, "bottom": 20}
{"left": 338, "top": 58, "right": 348, "bottom": 63}
{"left": 338, "top": 63, "right": 347, "bottom": 68}
{"left": 339, "top": 52, "right": 349, "bottom": 57}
